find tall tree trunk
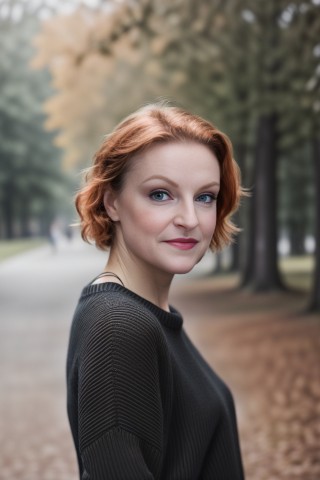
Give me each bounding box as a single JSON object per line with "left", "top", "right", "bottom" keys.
{"left": 241, "top": 113, "right": 284, "bottom": 290}
{"left": 212, "top": 252, "right": 223, "bottom": 274}
{"left": 3, "top": 180, "right": 15, "bottom": 239}
{"left": 240, "top": 179, "right": 255, "bottom": 287}
{"left": 19, "top": 197, "right": 32, "bottom": 237}
{"left": 308, "top": 136, "right": 320, "bottom": 311}
{"left": 229, "top": 218, "right": 240, "bottom": 272}
{"left": 289, "top": 226, "right": 306, "bottom": 256}
{"left": 229, "top": 142, "right": 247, "bottom": 272}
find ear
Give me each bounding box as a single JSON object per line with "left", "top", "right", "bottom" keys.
{"left": 103, "top": 189, "right": 120, "bottom": 222}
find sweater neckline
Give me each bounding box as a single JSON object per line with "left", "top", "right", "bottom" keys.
{"left": 81, "top": 282, "right": 183, "bottom": 330}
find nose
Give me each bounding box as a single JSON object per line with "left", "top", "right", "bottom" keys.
{"left": 173, "top": 200, "right": 199, "bottom": 230}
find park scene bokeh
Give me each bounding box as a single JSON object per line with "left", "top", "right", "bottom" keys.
{"left": 0, "top": 0, "right": 319, "bottom": 479}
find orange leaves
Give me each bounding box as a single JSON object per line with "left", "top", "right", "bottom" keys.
{"left": 31, "top": 1, "right": 221, "bottom": 170}
{"left": 32, "top": 8, "right": 95, "bottom": 69}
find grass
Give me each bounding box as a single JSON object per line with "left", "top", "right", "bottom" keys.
{"left": 0, "top": 239, "right": 315, "bottom": 291}
{"left": 279, "top": 254, "right": 314, "bottom": 291}
{"left": 0, "top": 237, "right": 46, "bottom": 262}
{"left": 188, "top": 254, "right": 315, "bottom": 297}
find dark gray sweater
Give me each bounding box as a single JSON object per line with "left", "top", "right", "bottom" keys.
{"left": 66, "top": 282, "right": 245, "bottom": 479}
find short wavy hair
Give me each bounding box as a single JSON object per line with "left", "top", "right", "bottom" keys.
{"left": 75, "top": 103, "right": 245, "bottom": 251}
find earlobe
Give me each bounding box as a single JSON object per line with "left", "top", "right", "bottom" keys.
{"left": 103, "top": 190, "right": 120, "bottom": 221}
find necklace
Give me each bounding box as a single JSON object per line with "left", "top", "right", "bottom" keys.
{"left": 91, "top": 271, "right": 125, "bottom": 287}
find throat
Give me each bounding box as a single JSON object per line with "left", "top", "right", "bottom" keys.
{"left": 105, "top": 250, "right": 173, "bottom": 311}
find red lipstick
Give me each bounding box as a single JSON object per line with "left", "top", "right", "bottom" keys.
{"left": 165, "top": 238, "right": 199, "bottom": 250}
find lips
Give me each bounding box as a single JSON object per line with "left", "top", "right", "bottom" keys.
{"left": 164, "top": 238, "right": 199, "bottom": 250}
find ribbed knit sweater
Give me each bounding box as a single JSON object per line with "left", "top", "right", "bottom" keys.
{"left": 66, "top": 282, "right": 245, "bottom": 480}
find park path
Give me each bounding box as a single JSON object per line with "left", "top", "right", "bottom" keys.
{"left": 0, "top": 236, "right": 214, "bottom": 480}
{"left": 1, "top": 237, "right": 319, "bottom": 480}
{"left": 0, "top": 237, "right": 109, "bottom": 480}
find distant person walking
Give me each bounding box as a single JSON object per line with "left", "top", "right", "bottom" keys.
{"left": 48, "top": 221, "right": 59, "bottom": 253}
{"left": 64, "top": 224, "right": 73, "bottom": 242}
{"left": 66, "top": 103, "right": 246, "bottom": 479}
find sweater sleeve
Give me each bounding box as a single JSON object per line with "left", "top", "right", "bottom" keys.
{"left": 77, "top": 301, "right": 164, "bottom": 479}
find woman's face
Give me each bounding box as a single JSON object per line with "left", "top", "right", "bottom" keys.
{"left": 104, "top": 141, "right": 220, "bottom": 277}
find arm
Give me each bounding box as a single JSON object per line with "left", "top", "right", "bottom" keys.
{"left": 81, "top": 427, "right": 161, "bottom": 479}
{"left": 77, "top": 304, "right": 164, "bottom": 479}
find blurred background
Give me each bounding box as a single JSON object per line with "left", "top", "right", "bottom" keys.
{"left": 0, "top": 0, "right": 319, "bottom": 479}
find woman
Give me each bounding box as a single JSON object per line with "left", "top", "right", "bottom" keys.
{"left": 66, "top": 103, "right": 246, "bottom": 479}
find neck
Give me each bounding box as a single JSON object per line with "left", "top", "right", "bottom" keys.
{"left": 105, "top": 248, "right": 173, "bottom": 312}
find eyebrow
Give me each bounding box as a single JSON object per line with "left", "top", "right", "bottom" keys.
{"left": 142, "top": 175, "right": 220, "bottom": 189}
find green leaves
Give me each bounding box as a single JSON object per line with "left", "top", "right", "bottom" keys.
{"left": 0, "top": 1, "right": 71, "bottom": 238}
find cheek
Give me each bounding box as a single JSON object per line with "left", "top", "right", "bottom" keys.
{"left": 202, "top": 210, "right": 217, "bottom": 237}
{"left": 128, "top": 206, "right": 167, "bottom": 234}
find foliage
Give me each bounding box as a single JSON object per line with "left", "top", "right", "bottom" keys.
{"left": 32, "top": 0, "right": 320, "bottom": 300}
{"left": 0, "top": 237, "right": 45, "bottom": 261}
{"left": 32, "top": 0, "right": 231, "bottom": 167}
{"left": 0, "top": 0, "right": 72, "bottom": 239}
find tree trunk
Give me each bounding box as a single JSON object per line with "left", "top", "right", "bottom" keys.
{"left": 240, "top": 179, "right": 255, "bottom": 287}
{"left": 289, "top": 226, "right": 306, "bottom": 256}
{"left": 308, "top": 136, "right": 320, "bottom": 311}
{"left": 229, "top": 142, "right": 247, "bottom": 272}
{"left": 3, "top": 180, "right": 15, "bottom": 239}
{"left": 212, "top": 252, "right": 223, "bottom": 274}
{"left": 229, "top": 227, "right": 240, "bottom": 272}
{"left": 241, "top": 113, "right": 284, "bottom": 290}
{"left": 19, "top": 197, "right": 32, "bottom": 238}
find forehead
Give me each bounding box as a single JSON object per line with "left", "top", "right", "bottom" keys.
{"left": 127, "top": 141, "right": 220, "bottom": 180}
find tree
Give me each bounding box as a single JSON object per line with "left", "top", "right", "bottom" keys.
{"left": 218, "top": 0, "right": 319, "bottom": 292}
{"left": 227, "top": 1, "right": 287, "bottom": 290}
{"left": 309, "top": 135, "right": 320, "bottom": 310}
{"left": 0, "top": 0, "right": 69, "bottom": 239}
{"left": 33, "top": 0, "right": 319, "bottom": 301}
{"left": 32, "top": 0, "right": 228, "bottom": 168}
{"left": 277, "top": 0, "right": 320, "bottom": 309}
{"left": 299, "top": 1, "right": 320, "bottom": 311}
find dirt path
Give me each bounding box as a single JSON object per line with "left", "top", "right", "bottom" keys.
{"left": 0, "top": 238, "right": 106, "bottom": 480}
{"left": 172, "top": 276, "right": 320, "bottom": 480}
{"left": 0, "top": 240, "right": 319, "bottom": 479}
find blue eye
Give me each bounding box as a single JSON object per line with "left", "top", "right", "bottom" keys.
{"left": 150, "top": 190, "right": 170, "bottom": 202}
{"left": 197, "top": 193, "right": 217, "bottom": 204}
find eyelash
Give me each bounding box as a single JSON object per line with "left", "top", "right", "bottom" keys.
{"left": 149, "top": 190, "right": 171, "bottom": 202}
{"left": 196, "top": 193, "right": 217, "bottom": 204}
{"left": 149, "top": 190, "right": 217, "bottom": 204}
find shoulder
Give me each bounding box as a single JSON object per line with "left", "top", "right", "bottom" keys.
{"left": 73, "top": 286, "right": 165, "bottom": 358}
{"left": 81, "top": 286, "right": 162, "bottom": 332}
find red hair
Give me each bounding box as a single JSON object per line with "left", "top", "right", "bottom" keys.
{"left": 75, "top": 103, "right": 245, "bottom": 251}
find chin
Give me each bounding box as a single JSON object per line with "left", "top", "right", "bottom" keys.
{"left": 168, "top": 263, "right": 198, "bottom": 275}
{"left": 177, "top": 267, "right": 196, "bottom": 275}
